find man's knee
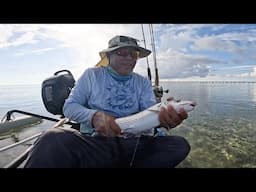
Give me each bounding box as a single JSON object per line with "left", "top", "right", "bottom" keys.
{"left": 34, "top": 128, "right": 78, "bottom": 148}
{"left": 177, "top": 136, "right": 190, "bottom": 155}
{"left": 171, "top": 136, "right": 190, "bottom": 160}
{"left": 24, "top": 128, "right": 79, "bottom": 168}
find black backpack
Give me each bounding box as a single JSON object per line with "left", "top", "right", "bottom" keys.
{"left": 41, "top": 70, "right": 75, "bottom": 116}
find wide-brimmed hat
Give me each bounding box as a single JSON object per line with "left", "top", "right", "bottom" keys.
{"left": 96, "top": 35, "right": 151, "bottom": 67}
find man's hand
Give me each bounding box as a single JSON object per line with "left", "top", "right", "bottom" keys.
{"left": 158, "top": 103, "right": 188, "bottom": 130}
{"left": 92, "top": 112, "right": 121, "bottom": 137}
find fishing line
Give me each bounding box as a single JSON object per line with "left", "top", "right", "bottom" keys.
{"left": 129, "top": 135, "right": 141, "bottom": 168}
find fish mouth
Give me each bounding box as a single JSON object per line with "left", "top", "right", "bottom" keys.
{"left": 191, "top": 102, "right": 197, "bottom": 107}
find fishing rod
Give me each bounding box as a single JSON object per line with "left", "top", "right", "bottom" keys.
{"left": 141, "top": 24, "right": 152, "bottom": 82}
{"left": 149, "top": 24, "right": 168, "bottom": 102}
{"left": 149, "top": 24, "right": 159, "bottom": 87}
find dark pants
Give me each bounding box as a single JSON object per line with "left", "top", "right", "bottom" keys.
{"left": 24, "top": 127, "right": 190, "bottom": 168}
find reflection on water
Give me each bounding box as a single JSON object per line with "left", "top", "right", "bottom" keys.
{"left": 252, "top": 83, "right": 256, "bottom": 102}
{"left": 161, "top": 82, "right": 256, "bottom": 168}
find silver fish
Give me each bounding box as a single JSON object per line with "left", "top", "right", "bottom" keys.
{"left": 115, "top": 100, "right": 196, "bottom": 135}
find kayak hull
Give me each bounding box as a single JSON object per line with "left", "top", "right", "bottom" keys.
{"left": 0, "top": 116, "right": 42, "bottom": 133}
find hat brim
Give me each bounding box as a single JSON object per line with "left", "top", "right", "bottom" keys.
{"left": 96, "top": 45, "right": 151, "bottom": 67}
{"left": 99, "top": 45, "right": 151, "bottom": 59}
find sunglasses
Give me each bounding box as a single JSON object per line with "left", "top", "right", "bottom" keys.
{"left": 114, "top": 48, "right": 139, "bottom": 59}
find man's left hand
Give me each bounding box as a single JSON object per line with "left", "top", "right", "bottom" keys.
{"left": 158, "top": 104, "right": 188, "bottom": 130}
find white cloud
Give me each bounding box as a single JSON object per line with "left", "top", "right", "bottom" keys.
{"left": 0, "top": 25, "right": 40, "bottom": 48}
{"left": 153, "top": 49, "right": 222, "bottom": 78}
{"left": 15, "top": 47, "right": 56, "bottom": 56}
{"left": 192, "top": 35, "right": 242, "bottom": 53}
{"left": 31, "top": 24, "right": 143, "bottom": 77}
{"left": 0, "top": 24, "right": 145, "bottom": 78}
{"left": 1, "top": 24, "right": 256, "bottom": 83}
{"left": 191, "top": 28, "right": 256, "bottom": 65}
{"left": 0, "top": 25, "right": 14, "bottom": 45}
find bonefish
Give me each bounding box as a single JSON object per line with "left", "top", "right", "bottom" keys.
{"left": 115, "top": 100, "right": 196, "bottom": 135}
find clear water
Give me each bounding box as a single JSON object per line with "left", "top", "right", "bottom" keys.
{"left": 0, "top": 84, "right": 59, "bottom": 167}
{"left": 161, "top": 82, "right": 256, "bottom": 168}
{"left": 0, "top": 82, "right": 256, "bottom": 168}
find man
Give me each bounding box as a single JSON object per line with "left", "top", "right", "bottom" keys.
{"left": 24, "top": 35, "right": 190, "bottom": 168}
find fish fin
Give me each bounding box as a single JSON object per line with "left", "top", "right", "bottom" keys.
{"left": 148, "top": 109, "right": 160, "bottom": 112}
{"left": 147, "top": 103, "right": 165, "bottom": 112}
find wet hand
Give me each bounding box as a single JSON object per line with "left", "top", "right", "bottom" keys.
{"left": 92, "top": 111, "right": 121, "bottom": 137}
{"left": 158, "top": 104, "right": 188, "bottom": 130}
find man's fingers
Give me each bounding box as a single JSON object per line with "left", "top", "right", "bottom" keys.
{"left": 110, "top": 120, "right": 122, "bottom": 135}
{"left": 159, "top": 105, "right": 186, "bottom": 129}
{"left": 103, "top": 116, "right": 121, "bottom": 136}
{"left": 93, "top": 112, "right": 121, "bottom": 136}
{"left": 167, "top": 105, "right": 182, "bottom": 124}
{"left": 159, "top": 107, "right": 172, "bottom": 129}
{"left": 178, "top": 108, "right": 188, "bottom": 119}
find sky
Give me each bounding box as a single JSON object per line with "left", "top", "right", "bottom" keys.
{"left": 0, "top": 24, "right": 256, "bottom": 85}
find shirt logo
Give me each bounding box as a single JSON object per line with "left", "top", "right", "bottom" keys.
{"left": 106, "top": 81, "right": 135, "bottom": 110}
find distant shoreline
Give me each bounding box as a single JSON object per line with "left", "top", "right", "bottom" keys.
{"left": 1, "top": 82, "right": 256, "bottom": 86}
{"left": 160, "top": 81, "right": 256, "bottom": 83}
{"left": 0, "top": 84, "right": 40, "bottom": 87}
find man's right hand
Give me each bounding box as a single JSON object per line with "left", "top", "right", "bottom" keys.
{"left": 92, "top": 111, "right": 121, "bottom": 137}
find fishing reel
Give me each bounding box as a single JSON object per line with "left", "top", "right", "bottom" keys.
{"left": 153, "top": 85, "right": 169, "bottom": 103}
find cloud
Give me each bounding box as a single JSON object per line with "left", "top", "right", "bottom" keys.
{"left": 155, "top": 49, "right": 222, "bottom": 78}
{"left": 0, "top": 24, "right": 145, "bottom": 78}
{"left": 151, "top": 24, "right": 256, "bottom": 80}
{"left": 14, "top": 47, "right": 56, "bottom": 56}
{"left": 1, "top": 24, "right": 256, "bottom": 83}
{"left": 192, "top": 35, "right": 240, "bottom": 53}
{"left": 0, "top": 25, "right": 40, "bottom": 48}
{"left": 29, "top": 24, "right": 143, "bottom": 77}
{"left": 0, "top": 25, "right": 14, "bottom": 45}
{"left": 191, "top": 27, "right": 256, "bottom": 64}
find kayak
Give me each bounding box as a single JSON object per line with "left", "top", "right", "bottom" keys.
{"left": 0, "top": 116, "right": 42, "bottom": 134}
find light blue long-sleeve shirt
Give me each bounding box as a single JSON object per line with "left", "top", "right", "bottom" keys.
{"left": 63, "top": 66, "right": 156, "bottom": 135}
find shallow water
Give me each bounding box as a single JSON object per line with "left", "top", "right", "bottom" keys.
{"left": 160, "top": 82, "right": 256, "bottom": 168}
{"left": 0, "top": 82, "right": 256, "bottom": 167}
